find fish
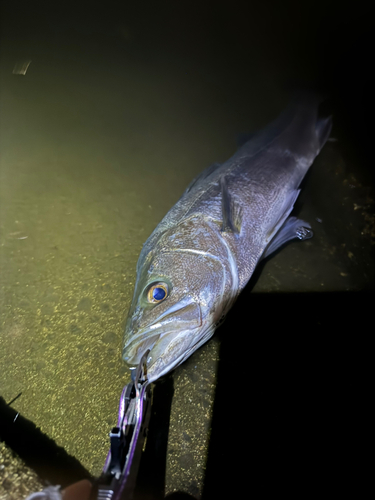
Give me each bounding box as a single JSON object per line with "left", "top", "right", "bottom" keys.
{"left": 122, "top": 93, "right": 332, "bottom": 382}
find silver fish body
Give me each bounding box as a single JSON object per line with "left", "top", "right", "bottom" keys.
{"left": 123, "top": 94, "right": 332, "bottom": 381}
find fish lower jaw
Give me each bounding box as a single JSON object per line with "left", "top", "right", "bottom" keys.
{"left": 123, "top": 327, "right": 191, "bottom": 371}
{"left": 147, "top": 325, "right": 217, "bottom": 382}
{"left": 146, "top": 351, "right": 188, "bottom": 382}
{"left": 122, "top": 334, "right": 160, "bottom": 366}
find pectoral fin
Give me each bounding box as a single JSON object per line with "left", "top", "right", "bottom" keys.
{"left": 220, "top": 176, "right": 242, "bottom": 234}
{"left": 262, "top": 216, "right": 313, "bottom": 259}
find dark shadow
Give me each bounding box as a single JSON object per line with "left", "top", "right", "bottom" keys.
{"left": 202, "top": 290, "right": 373, "bottom": 499}
{"left": 0, "top": 397, "right": 92, "bottom": 488}
{"left": 133, "top": 374, "right": 175, "bottom": 500}
{"left": 317, "top": 10, "right": 375, "bottom": 187}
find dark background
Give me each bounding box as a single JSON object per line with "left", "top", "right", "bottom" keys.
{"left": 1, "top": 0, "right": 374, "bottom": 180}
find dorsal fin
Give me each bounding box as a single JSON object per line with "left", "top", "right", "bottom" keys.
{"left": 185, "top": 163, "right": 221, "bottom": 194}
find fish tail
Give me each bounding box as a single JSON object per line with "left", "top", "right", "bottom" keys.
{"left": 291, "top": 89, "right": 333, "bottom": 151}
{"left": 315, "top": 115, "right": 332, "bottom": 151}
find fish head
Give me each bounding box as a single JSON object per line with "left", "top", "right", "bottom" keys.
{"left": 123, "top": 249, "right": 227, "bottom": 381}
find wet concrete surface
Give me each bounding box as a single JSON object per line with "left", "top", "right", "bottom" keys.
{"left": 1, "top": 2, "right": 374, "bottom": 499}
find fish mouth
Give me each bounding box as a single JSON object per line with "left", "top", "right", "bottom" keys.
{"left": 123, "top": 322, "right": 215, "bottom": 382}
{"left": 123, "top": 300, "right": 202, "bottom": 368}
{"left": 122, "top": 327, "right": 188, "bottom": 369}
{"left": 122, "top": 331, "right": 162, "bottom": 367}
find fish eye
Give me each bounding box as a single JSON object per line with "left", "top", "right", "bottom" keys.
{"left": 147, "top": 282, "right": 169, "bottom": 303}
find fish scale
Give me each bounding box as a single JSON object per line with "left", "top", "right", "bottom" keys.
{"left": 123, "top": 93, "right": 332, "bottom": 382}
